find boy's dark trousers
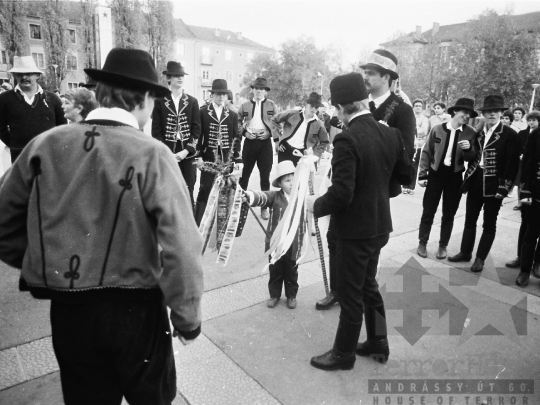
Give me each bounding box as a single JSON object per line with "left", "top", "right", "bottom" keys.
{"left": 51, "top": 295, "right": 176, "bottom": 405}
{"left": 269, "top": 249, "right": 299, "bottom": 299}
{"left": 239, "top": 138, "right": 273, "bottom": 191}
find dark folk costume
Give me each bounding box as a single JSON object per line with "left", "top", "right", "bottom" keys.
{"left": 151, "top": 90, "right": 201, "bottom": 207}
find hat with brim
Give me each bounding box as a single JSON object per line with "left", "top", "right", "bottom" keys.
{"left": 250, "top": 77, "right": 270, "bottom": 91}
{"left": 210, "top": 79, "right": 228, "bottom": 94}
{"left": 477, "top": 95, "right": 508, "bottom": 112}
{"left": 360, "top": 50, "right": 399, "bottom": 80}
{"left": 84, "top": 48, "right": 169, "bottom": 98}
{"left": 80, "top": 78, "right": 97, "bottom": 90}
{"left": 305, "top": 92, "right": 323, "bottom": 108}
{"left": 448, "top": 98, "right": 478, "bottom": 118}
{"left": 272, "top": 160, "right": 296, "bottom": 188}
{"left": 162, "top": 61, "right": 188, "bottom": 76}
{"left": 8, "top": 56, "right": 42, "bottom": 74}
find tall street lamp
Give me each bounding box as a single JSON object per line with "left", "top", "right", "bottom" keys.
{"left": 49, "top": 64, "right": 58, "bottom": 90}
{"left": 530, "top": 84, "right": 540, "bottom": 113}
{"left": 317, "top": 72, "right": 323, "bottom": 95}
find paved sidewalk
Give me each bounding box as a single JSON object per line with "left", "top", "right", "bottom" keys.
{"left": 1, "top": 154, "right": 538, "bottom": 404}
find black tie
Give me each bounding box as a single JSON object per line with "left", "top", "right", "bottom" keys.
{"left": 369, "top": 101, "right": 376, "bottom": 113}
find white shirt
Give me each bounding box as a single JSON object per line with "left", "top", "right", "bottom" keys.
{"left": 443, "top": 122, "right": 463, "bottom": 166}
{"left": 249, "top": 98, "right": 265, "bottom": 131}
{"left": 15, "top": 84, "right": 44, "bottom": 105}
{"left": 212, "top": 102, "right": 224, "bottom": 121}
{"left": 86, "top": 107, "right": 139, "bottom": 129}
{"left": 479, "top": 121, "right": 500, "bottom": 168}
{"left": 171, "top": 91, "right": 183, "bottom": 113}
{"left": 368, "top": 90, "right": 391, "bottom": 109}
{"left": 288, "top": 110, "right": 317, "bottom": 149}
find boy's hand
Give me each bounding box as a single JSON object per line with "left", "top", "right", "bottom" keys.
{"left": 173, "top": 329, "right": 196, "bottom": 346}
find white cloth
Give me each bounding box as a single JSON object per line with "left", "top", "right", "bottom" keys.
{"left": 287, "top": 110, "right": 317, "bottom": 149}
{"left": 249, "top": 99, "right": 265, "bottom": 131}
{"left": 479, "top": 121, "right": 500, "bottom": 168}
{"left": 15, "top": 84, "right": 43, "bottom": 105}
{"left": 443, "top": 122, "right": 463, "bottom": 166}
{"left": 86, "top": 107, "right": 139, "bottom": 129}
{"left": 368, "top": 90, "right": 391, "bottom": 109}
{"left": 212, "top": 102, "right": 224, "bottom": 121}
{"left": 171, "top": 91, "right": 183, "bottom": 113}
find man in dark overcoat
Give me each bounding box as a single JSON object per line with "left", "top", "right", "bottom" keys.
{"left": 449, "top": 95, "right": 520, "bottom": 272}
{"left": 306, "top": 73, "right": 412, "bottom": 371}
{"left": 152, "top": 61, "right": 201, "bottom": 208}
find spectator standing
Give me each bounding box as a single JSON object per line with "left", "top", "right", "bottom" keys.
{"left": 405, "top": 99, "right": 429, "bottom": 194}
{"left": 62, "top": 87, "right": 99, "bottom": 123}
{"left": 428, "top": 101, "right": 451, "bottom": 132}
{"left": 513, "top": 107, "right": 528, "bottom": 132}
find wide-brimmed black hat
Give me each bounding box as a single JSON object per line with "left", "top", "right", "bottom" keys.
{"left": 84, "top": 48, "right": 169, "bottom": 97}
{"left": 448, "top": 98, "right": 478, "bottom": 118}
{"left": 305, "top": 92, "right": 323, "bottom": 108}
{"left": 330, "top": 73, "right": 368, "bottom": 106}
{"left": 250, "top": 77, "right": 270, "bottom": 91}
{"left": 162, "top": 61, "right": 188, "bottom": 76}
{"left": 79, "top": 78, "right": 97, "bottom": 90}
{"left": 360, "top": 49, "right": 399, "bottom": 80}
{"left": 211, "top": 79, "right": 228, "bottom": 94}
{"left": 478, "top": 95, "right": 508, "bottom": 112}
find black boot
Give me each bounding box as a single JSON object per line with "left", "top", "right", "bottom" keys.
{"left": 356, "top": 304, "right": 389, "bottom": 363}
{"left": 194, "top": 202, "right": 207, "bottom": 227}
{"left": 515, "top": 271, "right": 530, "bottom": 287}
{"left": 311, "top": 317, "right": 361, "bottom": 371}
{"left": 315, "top": 291, "right": 338, "bottom": 310}
{"left": 452, "top": 228, "right": 476, "bottom": 260}
{"left": 532, "top": 263, "right": 540, "bottom": 279}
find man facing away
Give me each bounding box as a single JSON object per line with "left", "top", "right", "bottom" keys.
{"left": 0, "top": 55, "right": 66, "bottom": 163}
{"left": 0, "top": 48, "right": 204, "bottom": 405}
{"left": 152, "top": 61, "right": 201, "bottom": 209}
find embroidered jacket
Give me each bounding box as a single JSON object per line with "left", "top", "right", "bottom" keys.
{"left": 237, "top": 98, "right": 280, "bottom": 140}
{"left": 271, "top": 109, "right": 329, "bottom": 157}
{"left": 462, "top": 122, "right": 520, "bottom": 197}
{"left": 418, "top": 123, "right": 477, "bottom": 181}
{"left": 198, "top": 103, "right": 241, "bottom": 163}
{"left": 0, "top": 119, "right": 204, "bottom": 335}
{"left": 151, "top": 91, "right": 201, "bottom": 157}
{"left": 248, "top": 189, "right": 304, "bottom": 258}
{"left": 520, "top": 128, "right": 540, "bottom": 202}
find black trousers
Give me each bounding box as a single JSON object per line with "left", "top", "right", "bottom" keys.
{"left": 327, "top": 228, "right": 337, "bottom": 292}
{"left": 516, "top": 204, "right": 540, "bottom": 260}
{"left": 278, "top": 141, "right": 304, "bottom": 166}
{"left": 268, "top": 249, "right": 299, "bottom": 298}
{"left": 51, "top": 297, "right": 176, "bottom": 405}
{"left": 196, "top": 170, "right": 216, "bottom": 204}
{"left": 179, "top": 158, "right": 197, "bottom": 209}
{"left": 239, "top": 138, "right": 273, "bottom": 191}
{"left": 418, "top": 166, "right": 463, "bottom": 246}
{"left": 408, "top": 147, "right": 422, "bottom": 190}
{"left": 521, "top": 200, "right": 540, "bottom": 272}
{"left": 336, "top": 233, "right": 389, "bottom": 324}
{"left": 462, "top": 168, "right": 503, "bottom": 260}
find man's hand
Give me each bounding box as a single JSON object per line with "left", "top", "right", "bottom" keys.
{"left": 175, "top": 150, "right": 189, "bottom": 162}
{"left": 521, "top": 198, "right": 532, "bottom": 205}
{"left": 278, "top": 144, "right": 286, "bottom": 153}
{"left": 458, "top": 140, "right": 470, "bottom": 150}
{"left": 306, "top": 195, "right": 318, "bottom": 213}
{"left": 245, "top": 131, "right": 256, "bottom": 140}
{"left": 173, "top": 329, "right": 196, "bottom": 346}
{"left": 495, "top": 193, "right": 504, "bottom": 199}
{"left": 234, "top": 163, "right": 244, "bottom": 172}
{"left": 274, "top": 142, "right": 280, "bottom": 153}
{"left": 419, "top": 180, "right": 428, "bottom": 187}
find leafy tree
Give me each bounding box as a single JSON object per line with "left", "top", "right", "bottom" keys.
{"left": 79, "top": 0, "right": 98, "bottom": 69}
{"left": 145, "top": 0, "right": 175, "bottom": 85}
{"left": 0, "top": 0, "right": 29, "bottom": 66}
{"left": 108, "top": 0, "right": 146, "bottom": 49}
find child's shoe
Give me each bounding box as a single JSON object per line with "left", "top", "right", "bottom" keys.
{"left": 267, "top": 297, "right": 279, "bottom": 308}
{"left": 286, "top": 298, "right": 297, "bottom": 309}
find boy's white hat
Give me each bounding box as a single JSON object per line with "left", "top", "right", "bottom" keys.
{"left": 272, "top": 160, "right": 296, "bottom": 188}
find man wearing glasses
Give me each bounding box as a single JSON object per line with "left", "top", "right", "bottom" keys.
{"left": 152, "top": 61, "right": 201, "bottom": 210}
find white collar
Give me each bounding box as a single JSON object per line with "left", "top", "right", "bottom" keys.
{"left": 446, "top": 122, "right": 463, "bottom": 132}
{"left": 483, "top": 121, "right": 500, "bottom": 135}
{"left": 170, "top": 90, "right": 183, "bottom": 101}
{"left": 86, "top": 107, "right": 140, "bottom": 129}
{"left": 15, "top": 84, "right": 43, "bottom": 99}
{"left": 369, "top": 90, "right": 391, "bottom": 106}
{"left": 301, "top": 109, "right": 318, "bottom": 122}
{"left": 212, "top": 102, "right": 224, "bottom": 110}
{"left": 348, "top": 110, "right": 371, "bottom": 123}
{"left": 253, "top": 97, "right": 265, "bottom": 104}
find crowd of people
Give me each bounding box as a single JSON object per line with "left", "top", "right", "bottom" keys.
{"left": 0, "top": 43, "right": 538, "bottom": 404}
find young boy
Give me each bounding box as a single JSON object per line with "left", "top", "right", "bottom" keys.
{"left": 243, "top": 160, "right": 300, "bottom": 309}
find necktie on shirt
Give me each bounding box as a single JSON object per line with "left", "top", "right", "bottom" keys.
{"left": 369, "top": 101, "right": 376, "bottom": 113}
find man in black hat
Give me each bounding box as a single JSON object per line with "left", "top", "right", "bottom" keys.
{"left": 237, "top": 77, "right": 280, "bottom": 220}
{"left": 449, "top": 95, "right": 520, "bottom": 272}
{"left": 0, "top": 48, "right": 204, "bottom": 404}
{"left": 271, "top": 91, "right": 329, "bottom": 166}
{"left": 195, "top": 78, "right": 241, "bottom": 225}
{"left": 152, "top": 61, "right": 201, "bottom": 209}
{"left": 306, "top": 72, "right": 412, "bottom": 371}
{"left": 416, "top": 98, "right": 477, "bottom": 259}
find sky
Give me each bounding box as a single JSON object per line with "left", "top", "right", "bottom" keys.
{"left": 172, "top": 0, "right": 540, "bottom": 66}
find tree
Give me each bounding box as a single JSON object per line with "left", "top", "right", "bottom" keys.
{"left": 107, "top": 0, "right": 146, "bottom": 49}
{"left": 79, "top": 0, "right": 98, "bottom": 69}
{"left": 145, "top": 0, "right": 175, "bottom": 84}
{"left": 0, "top": 0, "right": 29, "bottom": 66}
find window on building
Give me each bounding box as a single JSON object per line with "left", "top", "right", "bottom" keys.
{"left": 32, "top": 52, "right": 44, "bottom": 68}
{"left": 239, "top": 52, "right": 243, "bottom": 58}
{"left": 0, "top": 50, "right": 6, "bottom": 64}
{"left": 225, "top": 70, "right": 233, "bottom": 82}
{"left": 177, "top": 43, "right": 185, "bottom": 56}
{"left": 66, "top": 54, "right": 78, "bottom": 71}
{"left": 202, "top": 47, "right": 210, "bottom": 56}
{"left": 215, "top": 49, "right": 220, "bottom": 55}
{"left": 247, "top": 52, "right": 254, "bottom": 61}
{"left": 202, "top": 89, "right": 211, "bottom": 100}
{"left": 29, "top": 24, "right": 42, "bottom": 40}
{"left": 225, "top": 50, "right": 232, "bottom": 61}
{"left": 67, "top": 29, "right": 76, "bottom": 44}
{"left": 202, "top": 70, "right": 210, "bottom": 80}
{"left": 67, "top": 82, "right": 79, "bottom": 90}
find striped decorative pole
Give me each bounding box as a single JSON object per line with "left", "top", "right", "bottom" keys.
{"left": 308, "top": 170, "right": 330, "bottom": 295}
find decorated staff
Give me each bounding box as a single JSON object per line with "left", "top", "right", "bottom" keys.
{"left": 306, "top": 72, "right": 412, "bottom": 371}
